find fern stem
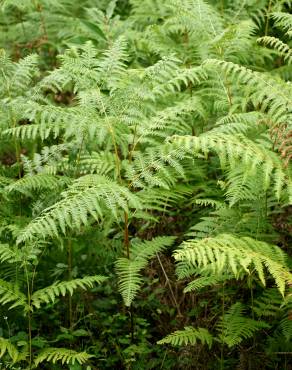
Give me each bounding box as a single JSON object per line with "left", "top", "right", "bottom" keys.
{"left": 220, "top": 282, "right": 225, "bottom": 370}
{"left": 156, "top": 253, "right": 182, "bottom": 317}
{"left": 99, "top": 89, "right": 121, "bottom": 180}
{"left": 265, "top": 0, "right": 273, "bottom": 36}
{"left": 25, "top": 264, "right": 32, "bottom": 369}
{"left": 124, "top": 212, "right": 130, "bottom": 259}
{"left": 67, "top": 238, "right": 73, "bottom": 329}
{"left": 123, "top": 211, "right": 134, "bottom": 342}
{"left": 32, "top": 0, "right": 48, "bottom": 41}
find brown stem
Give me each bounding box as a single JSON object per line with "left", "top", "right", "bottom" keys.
{"left": 156, "top": 253, "right": 182, "bottom": 317}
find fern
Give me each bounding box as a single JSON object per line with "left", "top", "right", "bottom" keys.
{"left": 31, "top": 275, "right": 107, "bottom": 308}
{"left": 157, "top": 327, "right": 213, "bottom": 347}
{"left": 218, "top": 302, "right": 269, "bottom": 347}
{"left": 0, "top": 337, "right": 19, "bottom": 363}
{"left": 34, "top": 347, "right": 93, "bottom": 366}
{"left": 116, "top": 236, "right": 175, "bottom": 306}
{"left": 0, "top": 279, "right": 28, "bottom": 310}
{"left": 174, "top": 234, "right": 292, "bottom": 295}
{"left": 171, "top": 133, "right": 291, "bottom": 201}
{"left": 17, "top": 175, "right": 142, "bottom": 242}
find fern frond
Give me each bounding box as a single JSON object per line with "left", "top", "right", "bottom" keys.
{"left": 272, "top": 12, "right": 292, "bottom": 36}
{"left": 0, "top": 243, "right": 23, "bottom": 264}
{"left": 31, "top": 275, "right": 107, "bottom": 308}
{"left": 6, "top": 174, "right": 65, "bottom": 195}
{"left": 171, "top": 133, "right": 291, "bottom": 200}
{"left": 17, "top": 175, "right": 142, "bottom": 242}
{"left": 257, "top": 36, "right": 292, "bottom": 64}
{"left": 0, "top": 337, "right": 19, "bottom": 363}
{"left": 34, "top": 347, "right": 93, "bottom": 366}
{"left": 174, "top": 234, "right": 292, "bottom": 295}
{"left": 157, "top": 326, "right": 213, "bottom": 347}
{"left": 116, "top": 236, "right": 175, "bottom": 306}
{"left": 0, "top": 279, "right": 28, "bottom": 310}
{"left": 218, "top": 302, "right": 269, "bottom": 347}
{"left": 98, "top": 36, "right": 128, "bottom": 89}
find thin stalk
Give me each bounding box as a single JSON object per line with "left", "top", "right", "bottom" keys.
{"left": 220, "top": 282, "right": 225, "bottom": 370}
{"left": 156, "top": 253, "right": 182, "bottom": 317}
{"left": 67, "top": 238, "right": 73, "bottom": 329}
{"left": 124, "top": 212, "right": 134, "bottom": 342}
{"left": 99, "top": 90, "right": 121, "bottom": 181}
{"left": 124, "top": 212, "right": 130, "bottom": 259}
{"left": 24, "top": 264, "right": 32, "bottom": 369}
{"left": 265, "top": 0, "right": 273, "bottom": 36}
{"left": 32, "top": 0, "right": 48, "bottom": 40}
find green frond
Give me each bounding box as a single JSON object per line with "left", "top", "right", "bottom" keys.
{"left": 0, "top": 53, "right": 38, "bottom": 98}
{"left": 183, "top": 274, "right": 234, "bottom": 292}
{"left": 218, "top": 303, "right": 270, "bottom": 347}
{"left": 257, "top": 36, "right": 292, "bottom": 64}
{"left": 98, "top": 36, "right": 128, "bottom": 89}
{"left": 34, "top": 347, "right": 93, "bottom": 366}
{"left": 0, "top": 243, "right": 23, "bottom": 264}
{"left": 253, "top": 288, "right": 283, "bottom": 317}
{"left": 174, "top": 234, "right": 292, "bottom": 295}
{"left": 0, "top": 337, "right": 19, "bottom": 363}
{"left": 116, "top": 236, "right": 175, "bottom": 306}
{"left": 165, "top": 0, "right": 223, "bottom": 38}
{"left": 272, "top": 12, "right": 292, "bottom": 36}
{"left": 171, "top": 133, "right": 291, "bottom": 200}
{"left": 31, "top": 275, "right": 107, "bottom": 308}
{"left": 0, "top": 279, "right": 28, "bottom": 310}
{"left": 204, "top": 59, "right": 291, "bottom": 123}
{"left": 126, "top": 143, "right": 187, "bottom": 189}
{"left": 6, "top": 174, "right": 65, "bottom": 195}
{"left": 115, "top": 258, "right": 145, "bottom": 307}
{"left": 157, "top": 326, "right": 213, "bottom": 347}
{"left": 17, "top": 175, "right": 142, "bottom": 242}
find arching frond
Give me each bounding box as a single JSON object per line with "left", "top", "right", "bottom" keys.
{"left": 17, "top": 175, "right": 142, "bottom": 242}
{"left": 217, "top": 302, "right": 269, "bottom": 347}
{"left": 0, "top": 337, "right": 19, "bottom": 363}
{"left": 175, "top": 234, "right": 292, "bottom": 295}
{"left": 257, "top": 36, "right": 292, "bottom": 65}
{"left": 157, "top": 327, "right": 213, "bottom": 347}
{"left": 116, "top": 236, "right": 175, "bottom": 306}
{"left": 31, "top": 275, "right": 107, "bottom": 308}
{"left": 0, "top": 279, "right": 28, "bottom": 310}
{"left": 34, "top": 347, "right": 93, "bottom": 366}
{"left": 171, "top": 133, "right": 291, "bottom": 200}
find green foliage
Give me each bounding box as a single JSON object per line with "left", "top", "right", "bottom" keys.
{"left": 116, "top": 236, "right": 175, "bottom": 306}
{"left": 218, "top": 303, "right": 270, "bottom": 347}
{"left": 175, "top": 234, "right": 291, "bottom": 295}
{"left": 157, "top": 327, "right": 213, "bottom": 347}
{"left": 34, "top": 347, "right": 93, "bottom": 366}
{"left": 0, "top": 0, "right": 291, "bottom": 368}
{"left": 31, "top": 275, "right": 107, "bottom": 308}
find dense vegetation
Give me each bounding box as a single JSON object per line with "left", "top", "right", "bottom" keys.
{"left": 0, "top": 0, "right": 291, "bottom": 369}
